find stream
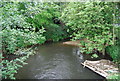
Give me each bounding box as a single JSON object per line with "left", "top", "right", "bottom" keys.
{"left": 15, "top": 42, "right": 104, "bottom": 79}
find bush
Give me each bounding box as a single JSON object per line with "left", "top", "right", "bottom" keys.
{"left": 106, "top": 45, "right": 120, "bottom": 64}
{"left": 2, "top": 49, "right": 35, "bottom": 79}
{"left": 107, "top": 74, "right": 119, "bottom": 80}
{"left": 61, "top": 2, "right": 119, "bottom": 55}
{"left": 1, "top": 2, "right": 46, "bottom": 79}
{"left": 2, "top": 28, "right": 45, "bottom": 54}
{"left": 25, "top": 2, "right": 68, "bottom": 41}
{"left": 1, "top": 2, "right": 46, "bottom": 54}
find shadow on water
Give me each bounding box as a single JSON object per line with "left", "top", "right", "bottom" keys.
{"left": 15, "top": 42, "right": 105, "bottom": 79}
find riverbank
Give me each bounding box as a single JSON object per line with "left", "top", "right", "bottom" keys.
{"left": 63, "top": 40, "right": 119, "bottom": 79}
{"left": 2, "top": 46, "right": 36, "bottom": 79}
{"left": 63, "top": 39, "right": 89, "bottom": 47}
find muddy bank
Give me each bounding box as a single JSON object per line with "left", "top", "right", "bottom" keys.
{"left": 63, "top": 39, "right": 90, "bottom": 47}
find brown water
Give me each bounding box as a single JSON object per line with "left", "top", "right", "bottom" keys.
{"left": 15, "top": 42, "right": 104, "bottom": 79}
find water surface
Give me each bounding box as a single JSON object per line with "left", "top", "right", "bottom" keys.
{"left": 15, "top": 42, "right": 104, "bottom": 79}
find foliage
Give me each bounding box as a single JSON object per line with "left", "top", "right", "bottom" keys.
{"left": 1, "top": 2, "right": 31, "bottom": 30}
{"left": 1, "top": 2, "right": 46, "bottom": 54}
{"left": 24, "top": 2, "right": 68, "bottom": 41}
{"left": 1, "top": 2, "right": 46, "bottom": 79}
{"left": 1, "top": 1, "right": 120, "bottom": 79}
{"left": 61, "top": 2, "right": 119, "bottom": 55}
{"left": 2, "top": 28, "right": 45, "bottom": 54}
{"left": 106, "top": 45, "right": 120, "bottom": 64}
{"left": 91, "top": 54, "right": 99, "bottom": 58}
{"left": 107, "top": 74, "right": 119, "bottom": 80}
{"left": 0, "top": 53, "right": 2, "bottom": 79}
{"left": 2, "top": 49, "right": 35, "bottom": 79}
{"left": 1, "top": 2, "right": 68, "bottom": 79}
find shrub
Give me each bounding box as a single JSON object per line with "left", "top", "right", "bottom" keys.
{"left": 1, "top": 2, "right": 46, "bottom": 54}
{"left": 25, "top": 2, "right": 68, "bottom": 41}
{"left": 2, "top": 49, "right": 35, "bottom": 79}
{"left": 1, "top": 2, "right": 46, "bottom": 79}
{"left": 106, "top": 45, "right": 120, "bottom": 64}
{"left": 61, "top": 2, "right": 119, "bottom": 55}
{"left": 2, "top": 28, "right": 45, "bottom": 54}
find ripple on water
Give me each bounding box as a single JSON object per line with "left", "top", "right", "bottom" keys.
{"left": 15, "top": 43, "right": 104, "bottom": 79}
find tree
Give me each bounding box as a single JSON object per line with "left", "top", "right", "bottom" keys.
{"left": 61, "top": 2, "right": 119, "bottom": 55}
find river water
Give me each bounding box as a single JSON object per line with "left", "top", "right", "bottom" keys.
{"left": 15, "top": 42, "right": 104, "bottom": 79}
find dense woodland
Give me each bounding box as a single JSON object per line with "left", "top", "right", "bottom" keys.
{"left": 0, "top": 2, "right": 120, "bottom": 79}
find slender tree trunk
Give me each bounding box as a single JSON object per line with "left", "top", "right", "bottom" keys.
{"left": 102, "top": 48, "right": 105, "bottom": 56}
{"left": 113, "top": 2, "right": 116, "bottom": 45}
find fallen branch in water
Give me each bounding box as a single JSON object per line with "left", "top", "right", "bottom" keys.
{"left": 81, "top": 59, "right": 119, "bottom": 78}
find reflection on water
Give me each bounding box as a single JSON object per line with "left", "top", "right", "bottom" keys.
{"left": 15, "top": 42, "right": 104, "bottom": 79}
